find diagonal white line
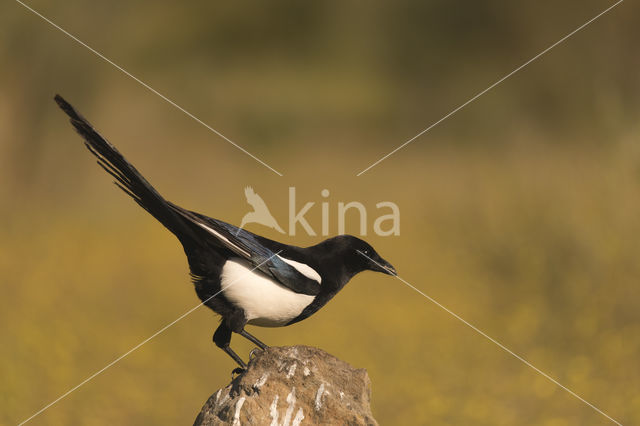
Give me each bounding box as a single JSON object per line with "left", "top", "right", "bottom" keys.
{"left": 356, "top": 0, "right": 624, "bottom": 176}
{"left": 14, "top": 0, "right": 283, "bottom": 177}
{"left": 356, "top": 250, "right": 623, "bottom": 425}
{"left": 18, "top": 251, "right": 283, "bottom": 426}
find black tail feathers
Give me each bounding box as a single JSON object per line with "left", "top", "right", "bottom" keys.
{"left": 54, "top": 94, "right": 197, "bottom": 244}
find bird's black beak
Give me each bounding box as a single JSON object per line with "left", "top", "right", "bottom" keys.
{"left": 356, "top": 249, "right": 397, "bottom": 276}
{"left": 371, "top": 257, "right": 397, "bottom": 276}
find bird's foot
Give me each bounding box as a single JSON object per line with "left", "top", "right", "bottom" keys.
{"left": 231, "top": 367, "right": 246, "bottom": 379}
{"left": 249, "top": 347, "right": 265, "bottom": 360}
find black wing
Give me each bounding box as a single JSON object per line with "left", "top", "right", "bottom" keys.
{"left": 169, "top": 204, "right": 321, "bottom": 296}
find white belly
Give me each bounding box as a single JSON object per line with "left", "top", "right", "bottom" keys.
{"left": 220, "top": 258, "right": 315, "bottom": 327}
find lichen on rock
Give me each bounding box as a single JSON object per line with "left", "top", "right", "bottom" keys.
{"left": 194, "top": 346, "right": 378, "bottom": 425}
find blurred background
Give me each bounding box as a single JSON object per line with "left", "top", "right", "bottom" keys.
{"left": 1, "top": 0, "right": 639, "bottom": 424}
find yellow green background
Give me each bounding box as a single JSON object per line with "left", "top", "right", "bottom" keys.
{"left": 1, "top": 1, "right": 639, "bottom": 424}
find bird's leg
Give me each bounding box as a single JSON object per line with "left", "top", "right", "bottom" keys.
{"left": 227, "top": 309, "right": 265, "bottom": 350}
{"left": 213, "top": 322, "right": 247, "bottom": 370}
{"left": 239, "top": 329, "right": 269, "bottom": 350}
{"left": 224, "top": 348, "right": 247, "bottom": 370}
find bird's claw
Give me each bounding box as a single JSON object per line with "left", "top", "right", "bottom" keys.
{"left": 231, "top": 367, "right": 246, "bottom": 379}
{"left": 249, "top": 347, "right": 264, "bottom": 360}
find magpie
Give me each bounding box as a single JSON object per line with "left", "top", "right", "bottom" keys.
{"left": 54, "top": 95, "right": 397, "bottom": 370}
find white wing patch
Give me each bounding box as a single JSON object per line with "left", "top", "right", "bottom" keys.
{"left": 221, "top": 258, "right": 315, "bottom": 327}
{"left": 195, "top": 221, "right": 251, "bottom": 257}
{"left": 278, "top": 256, "right": 322, "bottom": 284}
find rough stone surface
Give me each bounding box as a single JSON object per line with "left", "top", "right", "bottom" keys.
{"left": 193, "top": 346, "right": 378, "bottom": 426}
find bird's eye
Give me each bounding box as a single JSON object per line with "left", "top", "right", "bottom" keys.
{"left": 362, "top": 249, "right": 369, "bottom": 255}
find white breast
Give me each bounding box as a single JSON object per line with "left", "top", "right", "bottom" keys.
{"left": 221, "top": 258, "right": 316, "bottom": 327}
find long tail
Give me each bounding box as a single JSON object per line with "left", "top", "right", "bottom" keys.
{"left": 54, "top": 94, "right": 198, "bottom": 245}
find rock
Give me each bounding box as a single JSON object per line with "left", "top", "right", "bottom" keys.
{"left": 193, "top": 345, "right": 378, "bottom": 426}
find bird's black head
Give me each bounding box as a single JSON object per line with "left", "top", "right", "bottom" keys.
{"left": 316, "top": 235, "right": 397, "bottom": 281}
